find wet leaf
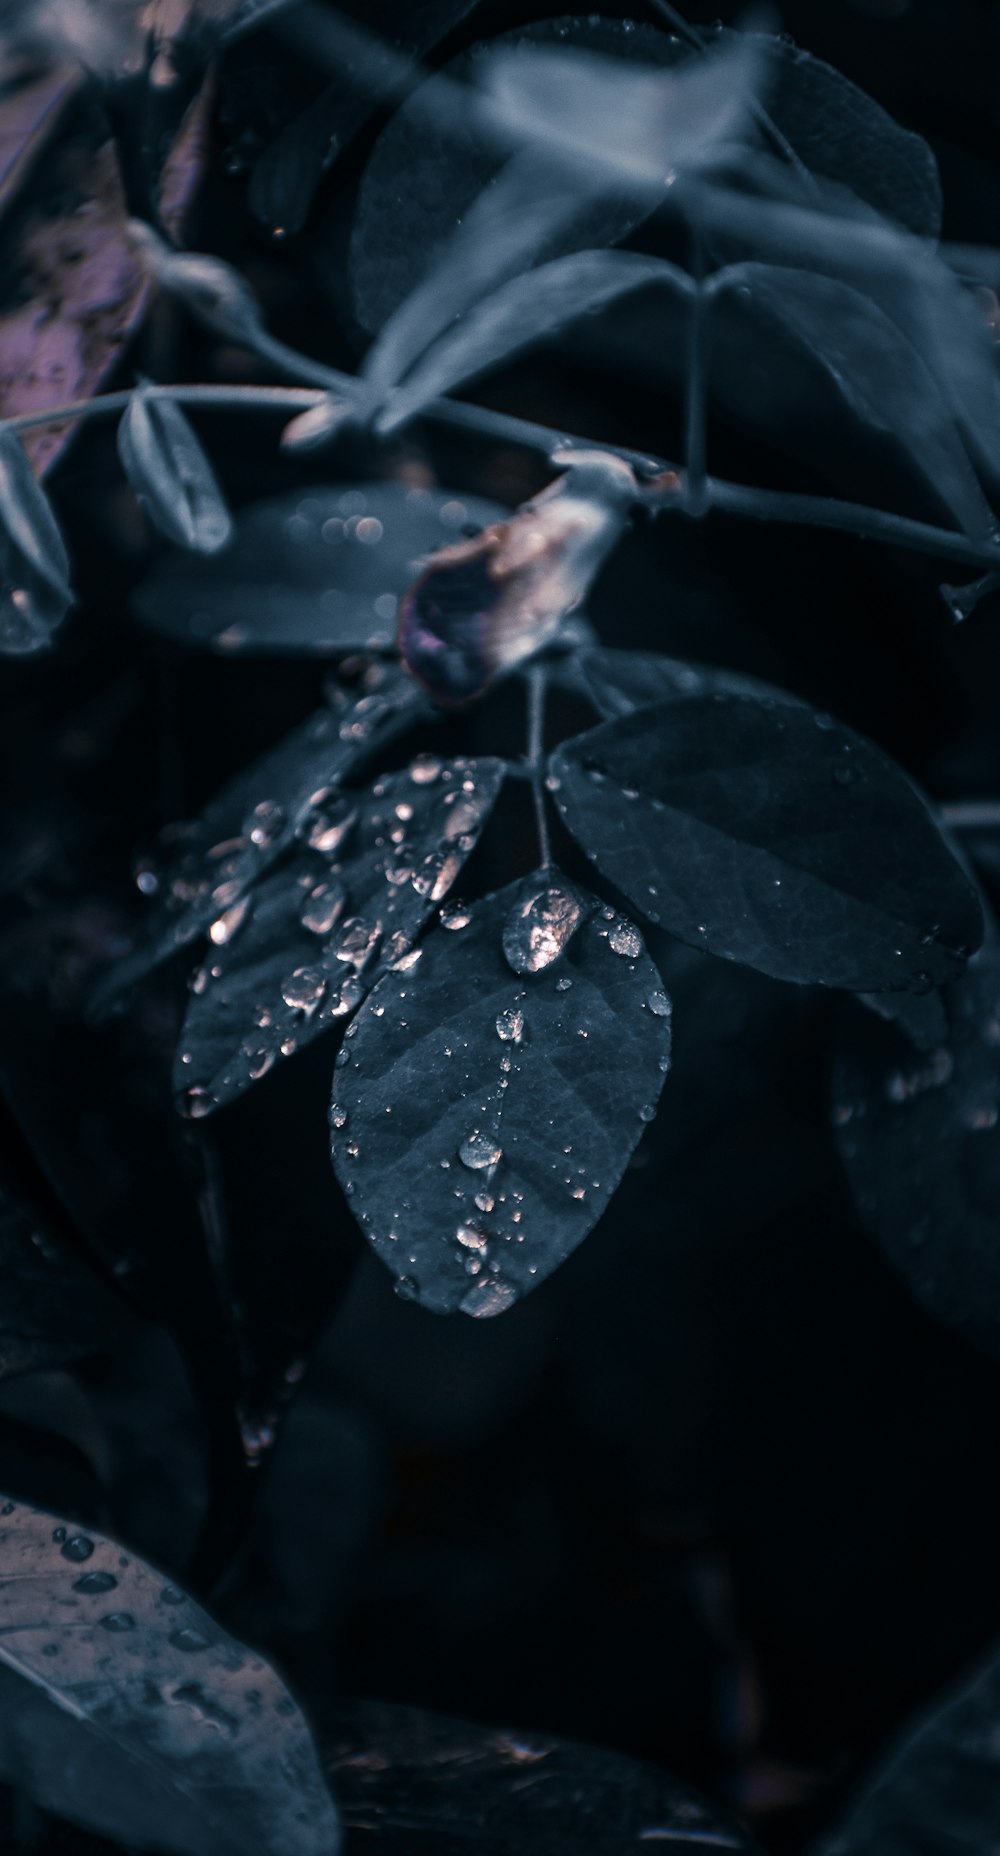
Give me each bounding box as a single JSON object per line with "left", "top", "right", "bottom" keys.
{"left": 376, "top": 249, "right": 690, "bottom": 433}
{"left": 328, "top": 1697, "right": 756, "bottom": 1855}
{"left": 833, "top": 946, "right": 1000, "bottom": 1360}
{"left": 820, "top": 1640, "right": 1000, "bottom": 1856}
{"left": 91, "top": 666, "right": 426, "bottom": 1011}
{"left": 129, "top": 223, "right": 265, "bottom": 345}
{"left": 0, "top": 62, "right": 82, "bottom": 223}
{"left": 118, "top": 387, "right": 232, "bottom": 554}
{"left": 712, "top": 263, "right": 1000, "bottom": 543}
{"left": 0, "top": 1495, "right": 341, "bottom": 1856}
{"left": 0, "top": 425, "right": 72, "bottom": 655}
{"left": 132, "top": 480, "right": 506, "bottom": 654}
{"left": 350, "top": 17, "right": 687, "bottom": 336}
{"left": 572, "top": 646, "right": 800, "bottom": 720}
{"left": 550, "top": 695, "right": 983, "bottom": 991}
{"left": 330, "top": 877, "right": 671, "bottom": 1314}
{"left": 248, "top": 0, "right": 485, "bottom": 237}
{"left": 0, "top": 1163, "right": 135, "bottom": 1380}
{"left": 175, "top": 756, "right": 505, "bottom": 1115}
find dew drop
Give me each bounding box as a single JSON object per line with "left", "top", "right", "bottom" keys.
{"left": 244, "top": 799, "right": 284, "bottom": 848}
{"left": 456, "top": 1223, "right": 489, "bottom": 1253}
{"left": 409, "top": 754, "right": 442, "bottom": 785}
{"left": 459, "top": 1131, "right": 503, "bottom": 1171}
{"left": 394, "top": 1274, "right": 420, "bottom": 1302}
{"left": 246, "top": 1048, "right": 275, "bottom": 1082}
{"left": 300, "top": 879, "right": 345, "bottom": 936}
{"left": 169, "top": 1626, "right": 211, "bottom": 1653}
{"left": 281, "top": 967, "right": 327, "bottom": 1015}
{"left": 503, "top": 880, "right": 584, "bottom": 974}
{"left": 496, "top": 1007, "right": 525, "bottom": 1044}
{"left": 60, "top": 1535, "right": 94, "bottom": 1563}
{"left": 460, "top": 1278, "right": 518, "bottom": 1318}
{"left": 608, "top": 920, "right": 642, "bottom": 958}
{"left": 100, "top": 1611, "right": 136, "bottom": 1633}
{"left": 638, "top": 1104, "right": 657, "bottom": 1123}
{"left": 73, "top": 1570, "right": 118, "bottom": 1595}
{"left": 330, "top": 1103, "right": 348, "bottom": 1130}
{"left": 647, "top": 988, "right": 671, "bottom": 1017}
{"left": 440, "top": 901, "right": 472, "bottom": 931}
{"left": 209, "top": 897, "right": 250, "bottom": 946}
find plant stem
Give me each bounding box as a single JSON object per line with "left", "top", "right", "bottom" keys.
{"left": 684, "top": 238, "right": 709, "bottom": 518}
{"left": 525, "top": 666, "right": 552, "bottom": 868}
{"left": 7, "top": 379, "right": 1000, "bottom": 574}
{"left": 939, "top": 800, "right": 1000, "bottom": 830}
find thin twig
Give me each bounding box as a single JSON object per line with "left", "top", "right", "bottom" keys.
{"left": 525, "top": 665, "right": 552, "bottom": 868}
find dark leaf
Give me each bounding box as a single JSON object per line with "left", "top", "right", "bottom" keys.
{"left": 91, "top": 665, "right": 426, "bottom": 1011}
{"left": 248, "top": 0, "right": 485, "bottom": 236}
{"left": 572, "top": 646, "right": 800, "bottom": 720}
{"left": 175, "top": 755, "right": 505, "bottom": 1115}
{"left": 821, "top": 1642, "right": 1000, "bottom": 1856}
{"left": 550, "top": 695, "right": 983, "bottom": 990}
{"left": 328, "top": 1697, "right": 756, "bottom": 1854}
{"left": 330, "top": 875, "right": 671, "bottom": 1314}
{"left": 0, "top": 1163, "right": 135, "bottom": 1380}
{"left": 0, "top": 62, "right": 82, "bottom": 223}
{"left": 118, "top": 387, "right": 232, "bottom": 555}
{"left": 129, "top": 223, "right": 265, "bottom": 345}
{"left": 350, "top": 17, "right": 687, "bottom": 335}
{"left": 132, "top": 480, "right": 507, "bottom": 655}
{"left": 0, "top": 425, "right": 72, "bottom": 655}
{"left": 712, "top": 262, "right": 1000, "bottom": 544}
{"left": 833, "top": 945, "right": 1000, "bottom": 1359}
{"left": 377, "top": 249, "right": 690, "bottom": 433}
{"left": 0, "top": 1495, "right": 341, "bottom": 1856}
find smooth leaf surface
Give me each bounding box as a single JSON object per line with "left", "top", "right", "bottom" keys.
{"left": 0, "top": 1164, "right": 135, "bottom": 1380}
{"left": 550, "top": 695, "right": 983, "bottom": 990}
{"left": 820, "top": 1641, "right": 1000, "bottom": 1856}
{"left": 330, "top": 876, "right": 671, "bottom": 1315}
{"left": 328, "top": 1698, "right": 756, "bottom": 1855}
{"left": 377, "top": 250, "right": 691, "bottom": 432}
{"left": 175, "top": 756, "right": 505, "bottom": 1114}
{"left": 833, "top": 946, "right": 1000, "bottom": 1359}
{"left": 0, "top": 1496, "right": 340, "bottom": 1856}
{"left": 0, "top": 425, "right": 72, "bottom": 655}
{"left": 350, "top": 17, "right": 685, "bottom": 335}
{"left": 118, "top": 389, "right": 232, "bottom": 555}
{"left": 92, "top": 666, "right": 426, "bottom": 1011}
{"left": 132, "top": 481, "right": 506, "bottom": 654}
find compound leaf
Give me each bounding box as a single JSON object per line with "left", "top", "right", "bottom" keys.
{"left": 330, "top": 875, "right": 671, "bottom": 1314}
{"left": 0, "top": 1496, "right": 340, "bottom": 1856}
{"left": 176, "top": 756, "right": 505, "bottom": 1115}
{"left": 550, "top": 695, "right": 983, "bottom": 991}
{"left": 118, "top": 388, "right": 232, "bottom": 555}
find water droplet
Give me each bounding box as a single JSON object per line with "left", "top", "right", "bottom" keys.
{"left": 183, "top": 1087, "right": 215, "bottom": 1120}
{"left": 209, "top": 896, "right": 250, "bottom": 946}
{"left": 100, "top": 1611, "right": 136, "bottom": 1632}
{"left": 394, "top": 1274, "right": 420, "bottom": 1302}
{"left": 307, "top": 806, "right": 356, "bottom": 855}
{"left": 169, "top": 1626, "right": 211, "bottom": 1653}
{"left": 61, "top": 1535, "right": 94, "bottom": 1563}
{"left": 456, "top": 1223, "right": 489, "bottom": 1253}
{"left": 161, "top": 1587, "right": 185, "bottom": 1606}
{"left": 74, "top": 1570, "right": 118, "bottom": 1594}
{"left": 608, "top": 920, "right": 642, "bottom": 958}
{"left": 52, "top": 1527, "right": 66, "bottom": 1544}
{"left": 647, "top": 988, "right": 671, "bottom": 1017}
{"left": 503, "top": 880, "right": 584, "bottom": 974}
{"left": 459, "top": 1131, "right": 503, "bottom": 1171}
{"left": 330, "top": 1103, "right": 348, "bottom": 1130}
{"left": 409, "top": 754, "right": 442, "bottom": 785}
{"left": 243, "top": 799, "right": 284, "bottom": 848}
{"left": 281, "top": 967, "right": 327, "bottom": 1015}
{"left": 300, "top": 879, "right": 345, "bottom": 936}
{"left": 460, "top": 1278, "right": 518, "bottom": 1318}
{"left": 474, "top": 1189, "right": 495, "bottom": 1213}
{"left": 336, "top": 917, "right": 380, "bottom": 968}
{"left": 638, "top": 1104, "right": 657, "bottom": 1124}
{"left": 555, "top": 976, "right": 573, "bottom": 992}
{"left": 496, "top": 1007, "right": 525, "bottom": 1043}
{"left": 440, "top": 901, "right": 472, "bottom": 931}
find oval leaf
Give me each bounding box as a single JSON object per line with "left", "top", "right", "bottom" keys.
{"left": 132, "top": 481, "right": 507, "bottom": 654}
{"left": 0, "top": 425, "right": 72, "bottom": 655}
{"left": 821, "top": 1642, "right": 1000, "bottom": 1856}
{"left": 176, "top": 755, "right": 505, "bottom": 1115}
{"left": 833, "top": 946, "right": 1000, "bottom": 1360}
{"left": 0, "top": 1496, "right": 340, "bottom": 1856}
{"left": 330, "top": 876, "right": 672, "bottom": 1314}
{"left": 92, "top": 666, "right": 425, "bottom": 1012}
{"left": 550, "top": 695, "right": 983, "bottom": 990}
{"left": 118, "top": 388, "right": 232, "bottom": 555}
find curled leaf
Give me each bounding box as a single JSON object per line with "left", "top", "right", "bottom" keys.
{"left": 0, "top": 424, "right": 72, "bottom": 654}
{"left": 118, "top": 388, "right": 231, "bottom": 554}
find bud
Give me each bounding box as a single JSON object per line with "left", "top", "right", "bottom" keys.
{"left": 398, "top": 450, "right": 638, "bottom": 705}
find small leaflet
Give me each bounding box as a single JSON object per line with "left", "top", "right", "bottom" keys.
{"left": 0, "top": 1497, "right": 341, "bottom": 1856}
{"left": 118, "top": 387, "right": 232, "bottom": 555}
{"left": 0, "top": 425, "right": 73, "bottom": 655}
{"left": 330, "top": 876, "right": 671, "bottom": 1314}
{"left": 175, "top": 756, "right": 505, "bottom": 1115}
{"left": 551, "top": 693, "right": 983, "bottom": 991}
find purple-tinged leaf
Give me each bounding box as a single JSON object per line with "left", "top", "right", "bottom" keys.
{"left": 330, "top": 877, "right": 671, "bottom": 1314}
{"left": 0, "top": 425, "right": 72, "bottom": 654}
{"left": 0, "top": 1496, "right": 341, "bottom": 1856}
{"left": 550, "top": 695, "right": 983, "bottom": 991}
{"left": 0, "top": 62, "right": 81, "bottom": 223}
{"left": 175, "top": 755, "right": 505, "bottom": 1115}
{"left": 118, "top": 387, "right": 231, "bottom": 554}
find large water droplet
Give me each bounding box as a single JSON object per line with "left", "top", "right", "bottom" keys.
{"left": 73, "top": 1570, "right": 118, "bottom": 1595}
{"left": 503, "top": 880, "right": 584, "bottom": 974}
{"left": 209, "top": 896, "right": 250, "bottom": 946}
{"left": 300, "top": 879, "right": 345, "bottom": 936}
{"left": 307, "top": 804, "right": 357, "bottom": 855}
{"left": 281, "top": 967, "right": 327, "bottom": 1015}
{"left": 459, "top": 1131, "right": 503, "bottom": 1171}
{"left": 647, "top": 988, "right": 671, "bottom": 1017}
{"left": 169, "top": 1626, "right": 211, "bottom": 1653}
{"left": 100, "top": 1611, "right": 136, "bottom": 1633}
{"left": 409, "top": 754, "right": 442, "bottom": 785}
{"left": 496, "top": 1007, "right": 525, "bottom": 1043}
{"left": 440, "top": 901, "right": 471, "bottom": 931}
{"left": 608, "top": 920, "right": 642, "bottom": 958}
{"left": 61, "top": 1535, "right": 94, "bottom": 1563}
{"left": 460, "top": 1278, "right": 518, "bottom": 1318}
{"left": 243, "top": 799, "right": 284, "bottom": 848}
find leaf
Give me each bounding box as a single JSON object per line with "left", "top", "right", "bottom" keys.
{"left": 376, "top": 249, "right": 691, "bottom": 433}
{"left": 91, "top": 665, "right": 426, "bottom": 1012}
{"left": 328, "top": 1697, "right": 756, "bottom": 1855}
{"left": 0, "top": 425, "right": 72, "bottom": 655}
{"left": 248, "top": 0, "right": 486, "bottom": 236}
{"left": 820, "top": 1642, "right": 1000, "bottom": 1856}
{"left": 0, "top": 1495, "right": 341, "bottom": 1856}
{"left": 132, "top": 480, "right": 507, "bottom": 654}
{"left": 549, "top": 695, "right": 983, "bottom": 991}
{"left": 0, "top": 1162, "right": 135, "bottom": 1380}
{"left": 118, "top": 388, "right": 232, "bottom": 554}
{"left": 711, "top": 262, "right": 1000, "bottom": 544}
{"left": 832, "top": 945, "right": 1000, "bottom": 1360}
{"left": 175, "top": 755, "right": 505, "bottom": 1115}
{"left": 0, "top": 62, "right": 82, "bottom": 224}
{"left": 350, "top": 17, "right": 687, "bottom": 336}
{"left": 330, "top": 876, "right": 672, "bottom": 1315}
{"left": 572, "top": 647, "right": 801, "bottom": 720}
